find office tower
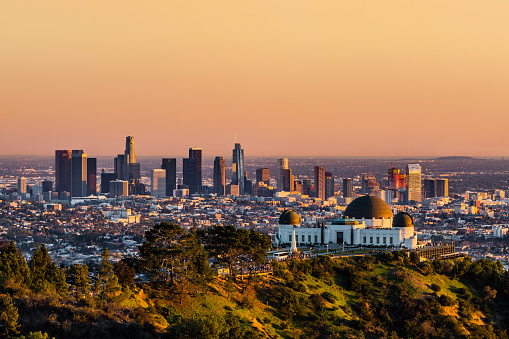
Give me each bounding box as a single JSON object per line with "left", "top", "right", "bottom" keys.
{"left": 406, "top": 164, "right": 422, "bottom": 202}
{"left": 232, "top": 143, "right": 245, "bottom": 195}
{"left": 361, "top": 174, "right": 379, "bottom": 196}
{"left": 213, "top": 157, "right": 226, "bottom": 196}
{"left": 314, "top": 166, "right": 325, "bottom": 200}
{"left": 17, "top": 178, "right": 27, "bottom": 194}
{"left": 125, "top": 136, "right": 136, "bottom": 163}
{"left": 256, "top": 168, "right": 270, "bottom": 185}
{"left": 151, "top": 169, "right": 166, "bottom": 197}
{"left": 281, "top": 169, "right": 294, "bottom": 192}
{"left": 101, "top": 171, "right": 118, "bottom": 194}
{"left": 161, "top": 158, "right": 177, "bottom": 197}
{"left": 423, "top": 179, "right": 436, "bottom": 198}
{"left": 114, "top": 136, "right": 141, "bottom": 194}
{"left": 276, "top": 158, "right": 289, "bottom": 192}
{"left": 436, "top": 179, "right": 449, "bottom": 197}
{"left": 71, "top": 150, "right": 87, "bottom": 197}
{"left": 87, "top": 158, "right": 97, "bottom": 195}
{"left": 110, "top": 180, "right": 129, "bottom": 197}
{"left": 343, "top": 178, "right": 354, "bottom": 198}
{"left": 302, "top": 179, "right": 313, "bottom": 196}
{"left": 294, "top": 180, "right": 303, "bottom": 194}
{"left": 183, "top": 148, "right": 202, "bottom": 194}
{"left": 388, "top": 166, "right": 406, "bottom": 190}
{"left": 244, "top": 171, "right": 253, "bottom": 195}
{"left": 325, "top": 172, "right": 334, "bottom": 199}
{"left": 55, "top": 150, "right": 72, "bottom": 193}
{"left": 42, "top": 180, "right": 53, "bottom": 193}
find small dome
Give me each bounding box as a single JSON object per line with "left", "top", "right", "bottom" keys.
{"left": 393, "top": 212, "right": 414, "bottom": 227}
{"left": 344, "top": 195, "right": 394, "bottom": 219}
{"left": 279, "top": 210, "right": 300, "bottom": 225}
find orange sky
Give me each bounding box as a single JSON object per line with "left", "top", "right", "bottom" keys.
{"left": 1, "top": 0, "right": 509, "bottom": 157}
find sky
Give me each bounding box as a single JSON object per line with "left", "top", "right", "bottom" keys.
{"left": 1, "top": 0, "right": 509, "bottom": 157}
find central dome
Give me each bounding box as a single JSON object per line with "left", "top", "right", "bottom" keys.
{"left": 344, "top": 195, "right": 393, "bottom": 219}
{"left": 279, "top": 210, "right": 300, "bottom": 225}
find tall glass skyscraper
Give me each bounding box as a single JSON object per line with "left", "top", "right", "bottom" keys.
{"left": 232, "top": 143, "right": 244, "bottom": 195}
{"left": 406, "top": 164, "right": 422, "bottom": 202}
{"left": 213, "top": 156, "right": 226, "bottom": 196}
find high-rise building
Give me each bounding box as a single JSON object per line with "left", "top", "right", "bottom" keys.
{"left": 343, "top": 178, "right": 354, "bottom": 198}
{"left": 55, "top": 150, "right": 72, "bottom": 193}
{"left": 388, "top": 166, "right": 406, "bottom": 190}
{"left": 256, "top": 168, "right": 270, "bottom": 185}
{"left": 71, "top": 150, "right": 87, "bottom": 197}
{"left": 101, "top": 171, "right": 118, "bottom": 194}
{"left": 406, "top": 164, "right": 422, "bottom": 202}
{"left": 314, "top": 166, "right": 325, "bottom": 200}
{"left": 281, "top": 168, "right": 294, "bottom": 192}
{"left": 232, "top": 143, "right": 245, "bottom": 195}
{"left": 161, "top": 158, "right": 177, "bottom": 197}
{"left": 110, "top": 180, "right": 128, "bottom": 197}
{"left": 213, "top": 157, "right": 226, "bottom": 196}
{"left": 361, "top": 174, "right": 379, "bottom": 196}
{"left": 17, "top": 177, "right": 27, "bottom": 194}
{"left": 302, "top": 179, "right": 313, "bottom": 196}
{"left": 325, "top": 172, "right": 334, "bottom": 199}
{"left": 151, "top": 169, "right": 166, "bottom": 197}
{"left": 87, "top": 158, "right": 97, "bottom": 195}
{"left": 276, "top": 158, "right": 289, "bottom": 192}
{"left": 114, "top": 136, "right": 141, "bottom": 194}
{"left": 423, "top": 179, "right": 436, "bottom": 198}
{"left": 436, "top": 179, "right": 449, "bottom": 197}
{"left": 42, "top": 180, "right": 53, "bottom": 193}
{"left": 183, "top": 148, "right": 202, "bottom": 194}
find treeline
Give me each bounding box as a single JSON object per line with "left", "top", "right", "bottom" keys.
{"left": 0, "top": 222, "right": 272, "bottom": 338}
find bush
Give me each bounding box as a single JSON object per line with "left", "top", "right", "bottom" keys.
{"left": 321, "top": 291, "right": 337, "bottom": 303}
{"left": 430, "top": 283, "right": 441, "bottom": 292}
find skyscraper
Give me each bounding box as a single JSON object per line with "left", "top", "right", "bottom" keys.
{"left": 314, "top": 166, "right": 325, "bottom": 200}
{"left": 71, "top": 150, "right": 87, "bottom": 197}
{"left": 281, "top": 168, "right": 294, "bottom": 192}
{"left": 406, "top": 164, "right": 422, "bottom": 202}
{"left": 232, "top": 143, "right": 245, "bottom": 195}
{"left": 87, "top": 157, "right": 97, "bottom": 195}
{"left": 343, "top": 178, "right": 354, "bottom": 198}
{"left": 17, "top": 177, "right": 27, "bottom": 194}
{"left": 256, "top": 168, "right": 270, "bottom": 185}
{"left": 276, "top": 158, "right": 288, "bottom": 192}
{"left": 55, "top": 150, "right": 72, "bottom": 193}
{"left": 213, "top": 156, "right": 226, "bottom": 196}
{"left": 325, "top": 172, "right": 334, "bottom": 199}
{"left": 42, "top": 180, "right": 53, "bottom": 193}
{"left": 161, "top": 158, "right": 177, "bottom": 197}
{"left": 100, "top": 171, "right": 118, "bottom": 194}
{"left": 183, "top": 147, "right": 202, "bottom": 194}
{"left": 151, "top": 169, "right": 166, "bottom": 197}
{"left": 436, "top": 179, "right": 449, "bottom": 197}
{"left": 114, "top": 136, "right": 141, "bottom": 194}
{"left": 423, "top": 179, "right": 436, "bottom": 198}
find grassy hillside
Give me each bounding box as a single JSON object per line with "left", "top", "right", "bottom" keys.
{"left": 4, "top": 250, "right": 509, "bottom": 338}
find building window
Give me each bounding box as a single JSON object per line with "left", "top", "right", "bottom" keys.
{"left": 370, "top": 237, "right": 373, "bottom": 243}
{"left": 390, "top": 237, "right": 393, "bottom": 244}
{"left": 302, "top": 235, "right": 305, "bottom": 242}
{"left": 377, "top": 237, "right": 380, "bottom": 244}
{"left": 289, "top": 235, "right": 292, "bottom": 242}
{"left": 315, "top": 235, "right": 318, "bottom": 243}
{"left": 363, "top": 236, "right": 366, "bottom": 243}
{"left": 383, "top": 237, "right": 386, "bottom": 244}
{"left": 308, "top": 235, "right": 311, "bottom": 243}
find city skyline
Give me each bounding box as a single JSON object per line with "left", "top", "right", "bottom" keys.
{"left": 2, "top": 0, "right": 509, "bottom": 157}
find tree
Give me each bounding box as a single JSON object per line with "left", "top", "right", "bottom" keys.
{"left": 0, "top": 294, "right": 19, "bottom": 337}
{"left": 0, "top": 241, "right": 30, "bottom": 290}
{"left": 28, "top": 244, "right": 68, "bottom": 296}
{"left": 113, "top": 261, "right": 136, "bottom": 288}
{"left": 97, "top": 249, "right": 121, "bottom": 301}
{"left": 68, "top": 263, "right": 90, "bottom": 301}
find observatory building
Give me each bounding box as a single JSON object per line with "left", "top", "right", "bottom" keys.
{"left": 278, "top": 195, "right": 417, "bottom": 248}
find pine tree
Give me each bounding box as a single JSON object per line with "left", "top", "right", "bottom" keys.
{"left": 0, "top": 294, "right": 19, "bottom": 337}
{"left": 98, "top": 249, "right": 121, "bottom": 301}
{"left": 0, "top": 241, "right": 30, "bottom": 290}
{"left": 68, "top": 263, "right": 90, "bottom": 301}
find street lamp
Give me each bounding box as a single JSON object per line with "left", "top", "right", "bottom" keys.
{"left": 326, "top": 244, "right": 329, "bottom": 254}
